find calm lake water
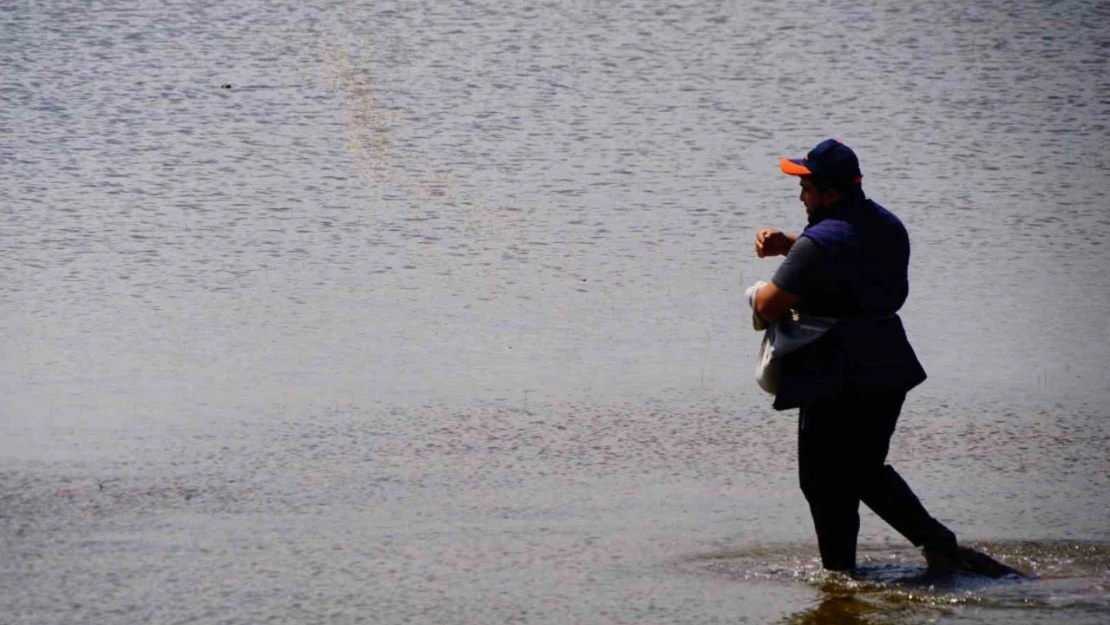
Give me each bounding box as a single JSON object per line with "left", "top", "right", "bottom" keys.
{"left": 2, "top": 0, "right": 1108, "bottom": 623}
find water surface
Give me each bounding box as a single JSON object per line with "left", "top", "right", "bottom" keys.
{"left": 2, "top": 0, "right": 1108, "bottom": 623}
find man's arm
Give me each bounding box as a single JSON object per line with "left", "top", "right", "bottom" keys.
{"left": 754, "top": 280, "right": 800, "bottom": 322}
{"left": 753, "top": 234, "right": 823, "bottom": 321}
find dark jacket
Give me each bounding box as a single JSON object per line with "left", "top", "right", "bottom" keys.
{"left": 773, "top": 193, "right": 928, "bottom": 410}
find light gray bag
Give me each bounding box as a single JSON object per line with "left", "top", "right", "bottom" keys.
{"left": 745, "top": 281, "right": 836, "bottom": 395}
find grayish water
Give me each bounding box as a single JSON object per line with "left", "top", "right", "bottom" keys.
{"left": 2, "top": 0, "right": 1108, "bottom": 623}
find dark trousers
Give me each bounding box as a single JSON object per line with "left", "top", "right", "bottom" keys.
{"left": 798, "top": 391, "right": 957, "bottom": 570}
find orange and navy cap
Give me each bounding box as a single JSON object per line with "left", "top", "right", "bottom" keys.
{"left": 780, "top": 138, "right": 863, "bottom": 184}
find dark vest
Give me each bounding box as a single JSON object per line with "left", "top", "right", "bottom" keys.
{"left": 773, "top": 195, "right": 928, "bottom": 410}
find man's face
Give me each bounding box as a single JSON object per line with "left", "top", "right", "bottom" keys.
{"left": 799, "top": 177, "right": 835, "bottom": 220}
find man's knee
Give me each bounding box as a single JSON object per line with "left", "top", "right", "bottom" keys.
{"left": 799, "top": 467, "right": 852, "bottom": 503}
{"left": 857, "top": 463, "right": 897, "bottom": 490}
{"left": 799, "top": 472, "right": 820, "bottom": 501}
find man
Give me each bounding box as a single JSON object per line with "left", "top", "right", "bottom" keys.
{"left": 752, "top": 139, "right": 1018, "bottom": 577}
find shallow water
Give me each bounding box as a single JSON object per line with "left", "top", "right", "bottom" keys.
{"left": 692, "top": 540, "right": 1110, "bottom": 624}
{"left": 2, "top": 0, "right": 1108, "bottom": 623}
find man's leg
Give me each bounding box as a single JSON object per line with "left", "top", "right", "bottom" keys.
{"left": 853, "top": 392, "right": 958, "bottom": 555}
{"left": 798, "top": 395, "right": 862, "bottom": 570}
{"left": 854, "top": 392, "right": 1023, "bottom": 577}
{"left": 801, "top": 391, "right": 1024, "bottom": 577}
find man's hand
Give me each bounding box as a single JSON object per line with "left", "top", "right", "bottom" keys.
{"left": 755, "top": 229, "right": 797, "bottom": 258}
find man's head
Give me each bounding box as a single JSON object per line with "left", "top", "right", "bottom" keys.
{"left": 780, "top": 139, "right": 864, "bottom": 220}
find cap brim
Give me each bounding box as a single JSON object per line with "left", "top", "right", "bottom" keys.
{"left": 780, "top": 158, "right": 811, "bottom": 176}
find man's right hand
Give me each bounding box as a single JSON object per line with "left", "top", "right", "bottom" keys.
{"left": 755, "top": 229, "right": 796, "bottom": 258}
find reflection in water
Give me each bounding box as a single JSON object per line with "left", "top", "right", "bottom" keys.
{"left": 779, "top": 575, "right": 975, "bottom": 625}
{"left": 321, "top": 37, "right": 457, "bottom": 200}
{"left": 781, "top": 593, "right": 899, "bottom": 625}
